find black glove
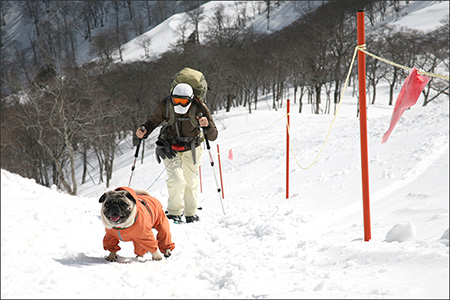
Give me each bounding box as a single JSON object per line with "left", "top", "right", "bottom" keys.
{"left": 155, "top": 137, "right": 177, "bottom": 163}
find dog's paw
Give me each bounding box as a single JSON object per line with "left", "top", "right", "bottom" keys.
{"left": 105, "top": 252, "right": 118, "bottom": 262}
{"left": 164, "top": 249, "right": 172, "bottom": 258}
{"left": 136, "top": 255, "right": 146, "bottom": 262}
{"left": 151, "top": 251, "right": 162, "bottom": 261}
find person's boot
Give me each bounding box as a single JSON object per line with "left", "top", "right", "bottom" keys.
{"left": 185, "top": 215, "right": 200, "bottom": 223}
{"left": 166, "top": 214, "right": 183, "bottom": 223}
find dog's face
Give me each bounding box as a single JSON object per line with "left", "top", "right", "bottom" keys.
{"left": 99, "top": 190, "right": 136, "bottom": 229}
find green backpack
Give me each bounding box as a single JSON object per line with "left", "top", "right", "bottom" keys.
{"left": 170, "top": 67, "right": 208, "bottom": 102}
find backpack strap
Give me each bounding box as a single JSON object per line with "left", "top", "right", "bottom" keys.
{"left": 164, "top": 99, "right": 202, "bottom": 164}
{"left": 167, "top": 97, "right": 199, "bottom": 128}
{"left": 166, "top": 97, "right": 176, "bottom": 126}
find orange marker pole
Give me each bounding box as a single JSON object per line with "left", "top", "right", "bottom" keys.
{"left": 217, "top": 144, "right": 224, "bottom": 199}
{"left": 357, "top": 10, "right": 371, "bottom": 241}
{"left": 286, "top": 99, "right": 290, "bottom": 199}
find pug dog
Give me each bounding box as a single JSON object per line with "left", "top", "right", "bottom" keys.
{"left": 100, "top": 187, "right": 175, "bottom": 262}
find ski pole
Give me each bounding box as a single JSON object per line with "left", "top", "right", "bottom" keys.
{"left": 198, "top": 113, "right": 226, "bottom": 215}
{"left": 128, "top": 125, "right": 146, "bottom": 187}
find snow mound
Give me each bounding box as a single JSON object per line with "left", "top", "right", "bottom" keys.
{"left": 385, "top": 222, "right": 417, "bottom": 242}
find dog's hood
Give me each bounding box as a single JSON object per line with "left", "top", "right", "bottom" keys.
{"left": 114, "top": 186, "right": 138, "bottom": 201}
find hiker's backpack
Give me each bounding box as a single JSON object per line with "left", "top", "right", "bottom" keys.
{"left": 170, "top": 67, "right": 208, "bottom": 102}
{"left": 161, "top": 67, "right": 208, "bottom": 164}
{"left": 167, "top": 67, "right": 208, "bottom": 127}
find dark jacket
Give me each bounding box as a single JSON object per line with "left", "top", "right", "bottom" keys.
{"left": 143, "top": 97, "right": 218, "bottom": 143}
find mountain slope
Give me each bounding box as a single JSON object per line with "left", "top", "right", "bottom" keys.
{"left": 1, "top": 93, "right": 448, "bottom": 298}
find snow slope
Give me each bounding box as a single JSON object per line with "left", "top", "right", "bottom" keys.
{"left": 115, "top": 1, "right": 322, "bottom": 63}
{"left": 388, "top": 1, "right": 449, "bottom": 31}
{"left": 1, "top": 1, "right": 449, "bottom": 299}
{"left": 2, "top": 84, "right": 449, "bottom": 299}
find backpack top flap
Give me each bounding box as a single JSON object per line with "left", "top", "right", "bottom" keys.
{"left": 170, "top": 67, "right": 207, "bottom": 101}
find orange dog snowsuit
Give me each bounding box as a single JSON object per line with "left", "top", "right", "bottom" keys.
{"left": 102, "top": 186, "right": 175, "bottom": 256}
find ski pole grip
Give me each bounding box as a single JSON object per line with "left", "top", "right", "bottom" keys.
{"left": 134, "top": 126, "right": 145, "bottom": 158}
{"left": 198, "top": 113, "right": 211, "bottom": 150}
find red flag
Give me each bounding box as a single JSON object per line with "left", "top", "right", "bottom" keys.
{"left": 228, "top": 149, "right": 233, "bottom": 160}
{"left": 382, "top": 67, "right": 430, "bottom": 143}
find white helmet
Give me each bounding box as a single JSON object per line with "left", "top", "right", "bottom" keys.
{"left": 172, "top": 83, "right": 194, "bottom": 98}
{"left": 172, "top": 83, "right": 193, "bottom": 114}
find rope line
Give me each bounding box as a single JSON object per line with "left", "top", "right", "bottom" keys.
{"left": 210, "top": 44, "right": 448, "bottom": 170}
{"left": 288, "top": 44, "right": 362, "bottom": 169}
{"left": 358, "top": 47, "right": 450, "bottom": 80}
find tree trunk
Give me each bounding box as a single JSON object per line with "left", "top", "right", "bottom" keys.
{"left": 226, "top": 94, "right": 233, "bottom": 112}
{"left": 388, "top": 68, "right": 398, "bottom": 106}
{"left": 315, "top": 84, "right": 321, "bottom": 114}
{"left": 254, "top": 87, "right": 258, "bottom": 110}
{"left": 298, "top": 86, "right": 304, "bottom": 113}
{"left": 272, "top": 82, "right": 277, "bottom": 111}
{"left": 82, "top": 150, "right": 87, "bottom": 184}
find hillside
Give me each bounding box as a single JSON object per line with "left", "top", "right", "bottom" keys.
{"left": 2, "top": 79, "right": 449, "bottom": 298}
{"left": 114, "top": 1, "right": 322, "bottom": 63}
{"left": 3, "top": 1, "right": 445, "bottom": 71}
{"left": 1, "top": 1, "right": 315, "bottom": 67}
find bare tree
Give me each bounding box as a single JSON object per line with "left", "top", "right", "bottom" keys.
{"left": 90, "top": 29, "right": 117, "bottom": 61}
{"left": 2, "top": 64, "right": 126, "bottom": 194}
{"left": 418, "top": 17, "right": 449, "bottom": 106}
{"left": 152, "top": 0, "right": 168, "bottom": 24}
{"left": 377, "top": 26, "right": 423, "bottom": 105}
{"left": 112, "top": 1, "right": 129, "bottom": 61}
{"left": 136, "top": 35, "right": 152, "bottom": 59}
{"left": 140, "top": 1, "right": 152, "bottom": 26}
{"left": 187, "top": 6, "right": 205, "bottom": 44}
{"left": 264, "top": 0, "right": 271, "bottom": 30}
{"left": 24, "top": 0, "right": 41, "bottom": 36}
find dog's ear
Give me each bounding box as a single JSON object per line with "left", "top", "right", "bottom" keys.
{"left": 99, "top": 193, "right": 107, "bottom": 203}
{"left": 124, "top": 191, "right": 136, "bottom": 203}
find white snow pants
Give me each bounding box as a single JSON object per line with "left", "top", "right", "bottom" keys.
{"left": 164, "top": 145, "right": 203, "bottom": 217}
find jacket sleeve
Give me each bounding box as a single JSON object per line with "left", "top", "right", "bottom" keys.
{"left": 199, "top": 102, "right": 218, "bottom": 141}
{"left": 103, "top": 232, "right": 121, "bottom": 252}
{"left": 142, "top": 98, "right": 168, "bottom": 136}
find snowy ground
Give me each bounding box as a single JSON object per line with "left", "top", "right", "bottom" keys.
{"left": 1, "top": 82, "right": 448, "bottom": 298}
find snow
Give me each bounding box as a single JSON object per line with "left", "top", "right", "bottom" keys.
{"left": 385, "top": 222, "right": 417, "bottom": 242}
{"left": 2, "top": 85, "right": 448, "bottom": 299}
{"left": 389, "top": 1, "right": 449, "bottom": 31}
{"left": 1, "top": 1, "right": 449, "bottom": 299}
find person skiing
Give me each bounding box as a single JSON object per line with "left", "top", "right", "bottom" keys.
{"left": 136, "top": 79, "right": 218, "bottom": 223}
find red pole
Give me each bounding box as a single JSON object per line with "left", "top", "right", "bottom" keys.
{"left": 217, "top": 144, "right": 224, "bottom": 199}
{"left": 286, "top": 99, "right": 290, "bottom": 199}
{"left": 357, "top": 10, "right": 371, "bottom": 242}
{"left": 199, "top": 165, "right": 202, "bottom": 193}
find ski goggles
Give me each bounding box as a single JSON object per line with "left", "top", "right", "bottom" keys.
{"left": 171, "top": 95, "right": 193, "bottom": 107}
